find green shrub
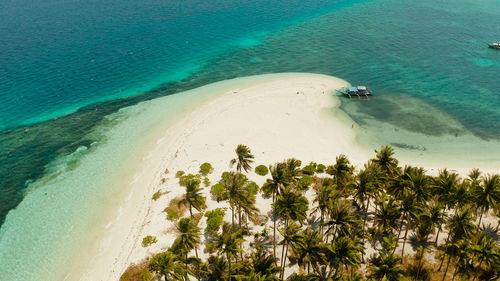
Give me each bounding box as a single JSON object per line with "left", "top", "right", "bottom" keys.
{"left": 210, "top": 183, "right": 227, "bottom": 202}
{"left": 205, "top": 208, "right": 226, "bottom": 234}
{"left": 302, "top": 164, "right": 316, "bottom": 175}
{"left": 141, "top": 235, "right": 157, "bottom": 247}
{"left": 179, "top": 173, "right": 201, "bottom": 187}
{"left": 247, "top": 181, "right": 259, "bottom": 196}
{"left": 175, "top": 170, "right": 185, "bottom": 178}
{"left": 199, "top": 162, "right": 214, "bottom": 176}
{"left": 203, "top": 177, "right": 211, "bottom": 187}
{"left": 152, "top": 190, "right": 162, "bottom": 201}
{"left": 316, "top": 164, "right": 326, "bottom": 173}
{"left": 254, "top": 165, "right": 269, "bottom": 176}
{"left": 298, "top": 175, "right": 314, "bottom": 189}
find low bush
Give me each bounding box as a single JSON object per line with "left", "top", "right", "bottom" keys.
{"left": 141, "top": 235, "right": 157, "bottom": 247}
{"left": 199, "top": 162, "right": 214, "bottom": 176}
{"left": 255, "top": 165, "right": 269, "bottom": 176}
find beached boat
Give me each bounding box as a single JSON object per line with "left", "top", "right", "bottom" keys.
{"left": 489, "top": 43, "right": 500, "bottom": 49}
{"left": 336, "top": 86, "right": 373, "bottom": 99}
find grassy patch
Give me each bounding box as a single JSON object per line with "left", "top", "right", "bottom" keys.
{"left": 163, "top": 196, "right": 187, "bottom": 221}
{"left": 119, "top": 260, "right": 152, "bottom": 281}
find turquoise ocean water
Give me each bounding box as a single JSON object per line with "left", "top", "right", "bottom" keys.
{"left": 0, "top": 0, "right": 499, "bottom": 279}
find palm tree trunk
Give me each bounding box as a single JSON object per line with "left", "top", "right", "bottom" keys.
{"left": 231, "top": 206, "right": 234, "bottom": 227}
{"left": 361, "top": 199, "right": 369, "bottom": 263}
{"left": 185, "top": 251, "right": 189, "bottom": 281}
{"left": 273, "top": 192, "right": 277, "bottom": 263}
{"left": 227, "top": 254, "right": 232, "bottom": 281}
{"left": 438, "top": 232, "right": 451, "bottom": 271}
{"left": 478, "top": 209, "right": 484, "bottom": 227}
{"left": 441, "top": 254, "right": 452, "bottom": 281}
{"left": 195, "top": 247, "right": 198, "bottom": 258}
{"left": 416, "top": 248, "right": 425, "bottom": 281}
{"left": 281, "top": 243, "right": 289, "bottom": 279}
{"left": 393, "top": 221, "right": 404, "bottom": 254}
{"left": 434, "top": 228, "right": 441, "bottom": 246}
{"left": 472, "top": 258, "right": 483, "bottom": 281}
{"left": 189, "top": 204, "right": 193, "bottom": 217}
{"left": 451, "top": 264, "right": 459, "bottom": 281}
{"left": 400, "top": 225, "right": 409, "bottom": 264}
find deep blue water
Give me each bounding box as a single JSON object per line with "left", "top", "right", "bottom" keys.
{"left": 0, "top": 0, "right": 500, "bottom": 278}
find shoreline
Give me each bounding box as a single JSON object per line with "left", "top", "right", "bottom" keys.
{"left": 1, "top": 73, "right": 498, "bottom": 280}
{"left": 78, "top": 73, "right": 500, "bottom": 279}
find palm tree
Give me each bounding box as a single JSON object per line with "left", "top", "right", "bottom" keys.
{"left": 372, "top": 145, "right": 398, "bottom": 176}
{"left": 374, "top": 197, "right": 400, "bottom": 236}
{"left": 472, "top": 174, "right": 500, "bottom": 227}
{"left": 368, "top": 251, "right": 406, "bottom": 281}
{"left": 471, "top": 232, "right": 500, "bottom": 281}
{"left": 324, "top": 199, "right": 361, "bottom": 241}
{"left": 325, "top": 236, "right": 362, "bottom": 279}
{"left": 426, "top": 200, "right": 446, "bottom": 246}
{"left": 398, "top": 191, "right": 423, "bottom": 262}
{"left": 214, "top": 223, "right": 244, "bottom": 281}
{"left": 327, "top": 154, "right": 354, "bottom": 190}
{"left": 262, "top": 162, "right": 290, "bottom": 259}
{"left": 150, "top": 251, "right": 183, "bottom": 281}
{"left": 291, "top": 227, "right": 324, "bottom": 274}
{"left": 432, "top": 169, "right": 460, "bottom": 209}
{"left": 438, "top": 207, "right": 476, "bottom": 272}
{"left": 230, "top": 144, "right": 254, "bottom": 173}
{"left": 213, "top": 171, "right": 259, "bottom": 227}
{"left": 279, "top": 222, "right": 304, "bottom": 279}
{"left": 251, "top": 241, "right": 281, "bottom": 279}
{"left": 312, "top": 179, "right": 340, "bottom": 235}
{"left": 274, "top": 187, "right": 308, "bottom": 266}
{"left": 176, "top": 218, "right": 201, "bottom": 281}
{"left": 206, "top": 255, "right": 228, "bottom": 281}
{"left": 179, "top": 174, "right": 206, "bottom": 217}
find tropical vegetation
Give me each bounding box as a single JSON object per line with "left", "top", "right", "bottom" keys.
{"left": 122, "top": 145, "right": 499, "bottom": 281}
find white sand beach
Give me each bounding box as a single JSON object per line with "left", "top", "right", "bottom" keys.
{"left": 74, "top": 73, "right": 499, "bottom": 280}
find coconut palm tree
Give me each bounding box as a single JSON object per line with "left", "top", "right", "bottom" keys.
{"left": 213, "top": 171, "right": 258, "bottom": 227}
{"left": 312, "top": 179, "right": 340, "bottom": 235}
{"left": 472, "top": 174, "right": 500, "bottom": 227}
{"left": 374, "top": 197, "right": 400, "bottom": 236}
{"left": 274, "top": 187, "right": 309, "bottom": 226}
{"left": 398, "top": 191, "right": 424, "bottom": 262}
{"left": 471, "top": 232, "right": 500, "bottom": 281}
{"left": 251, "top": 241, "right": 281, "bottom": 279}
{"left": 327, "top": 155, "right": 354, "bottom": 190}
{"left": 278, "top": 222, "right": 303, "bottom": 279}
{"left": 206, "top": 255, "right": 228, "bottom": 281}
{"left": 175, "top": 218, "right": 201, "bottom": 281}
{"left": 324, "top": 199, "right": 361, "bottom": 241}
{"left": 291, "top": 227, "right": 324, "bottom": 274}
{"left": 427, "top": 200, "right": 447, "bottom": 246}
{"left": 368, "top": 251, "right": 406, "bottom": 281}
{"left": 149, "top": 251, "right": 183, "bottom": 281}
{"left": 214, "top": 223, "right": 244, "bottom": 281}
{"left": 178, "top": 174, "right": 206, "bottom": 217}
{"left": 372, "top": 146, "right": 398, "bottom": 176}
{"left": 432, "top": 169, "right": 460, "bottom": 209}
{"left": 438, "top": 207, "right": 476, "bottom": 272}
{"left": 274, "top": 186, "right": 308, "bottom": 266}
{"left": 324, "top": 236, "right": 362, "bottom": 279}
{"left": 230, "top": 144, "right": 254, "bottom": 173}
{"left": 262, "top": 162, "right": 291, "bottom": 259}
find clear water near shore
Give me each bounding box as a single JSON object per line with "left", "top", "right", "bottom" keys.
{"left": 1, "top": 0, "right": 500, "bottom": 279}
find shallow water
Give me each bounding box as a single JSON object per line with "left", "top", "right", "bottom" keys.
{"left": 1, "top": 0, "right": 500, "bottom": 279}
